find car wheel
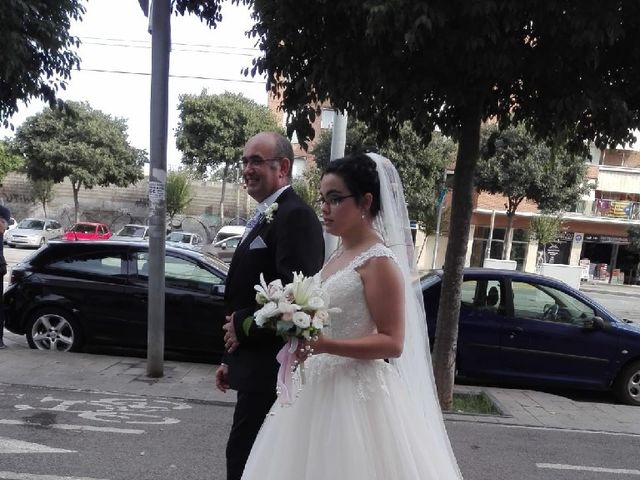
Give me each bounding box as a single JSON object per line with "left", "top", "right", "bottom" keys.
{"left": 26, "top": 307, "right": 83, "bottom": 352}
{"left": 613, "top": 360, "right": 640, "bottom": 406}
{"left": 39, "top": 237, "right": 46, "bottom": 247}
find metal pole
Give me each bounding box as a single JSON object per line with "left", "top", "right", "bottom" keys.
{"left": 147, "top": 0, "right": 170, "bottom": 378}
{"left": 431, "top": 170, "right": 448, "bottom": 270}
{"left": 608, "top": 243, "right": 619, "bottom": 284}
{"left": 324, "top": 110, "right": 347, "bottom": 261}
{"left": 485, "top": 210, "right": 496, "bottom": 262}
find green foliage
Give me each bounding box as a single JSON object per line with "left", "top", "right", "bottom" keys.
{"left": 13, "top": 101, "right": 146, "bottom": 221}
{"left": 292, "top": 163, "right": 321, "bottom": 213}
{"left": 166, "top": 171, "right": 194, "bottom": 221}
{"left": 628, "top": 226, "right": 640, "bottom": 253}
{"left": 529, "top": 215, "right": 564, "bottom": 247}
{"left": 175, "top": 91, "right": 281, "bottom": 178}
{"left": 30, "top": 179, "right": 55, "bottom": 218}
{"left": 0, "top": 139, "right": 24, "bottom": 182}
{"left": 0, "top": 0, "right": 85, "bottom": 128}
{"left": 312, "top": 121, "right": 455, "bottom": 234}
{"left": 476, "top": 123, "right": 591, "bottom": 215}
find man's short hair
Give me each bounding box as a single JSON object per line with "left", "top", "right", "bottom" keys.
{"left": 270, "top": 133, "right": 294, "bottom": 180}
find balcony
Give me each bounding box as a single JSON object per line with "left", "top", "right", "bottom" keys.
{"left": 575, "top": 198, "right": 640, "bottom": 220}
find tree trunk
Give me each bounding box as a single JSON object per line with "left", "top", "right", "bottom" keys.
{"left": 41, "top": 200, "right": 47, "bottom": 218}
{"left": 432, "top": 100, "right": 483, "bottom": 410}
{"left": 72, "top": 182, "right": 80, "bottom": 223}
{"left": 502, "top": 213, "right": 514, "bottom": 260}
{"left": 219, "top": 163, "right": 229, "bottom": 226}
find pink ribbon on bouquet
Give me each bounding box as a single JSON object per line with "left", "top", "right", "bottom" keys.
{"left": 276, "top": 338, "right": 299, "bottom": 405}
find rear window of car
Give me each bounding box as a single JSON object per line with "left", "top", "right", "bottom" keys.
{"left": 71, "top": 224, "right": 97, "bottom": 233}
{"left": 48, "top": 253, "right": 125, "bottom": 277}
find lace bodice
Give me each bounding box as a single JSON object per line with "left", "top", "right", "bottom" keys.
{"left": 320, "top": 243, "right": 397, "bottom": 339}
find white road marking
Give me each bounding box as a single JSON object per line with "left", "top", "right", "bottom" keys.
{"left": 0, "top": 419, "right": 143, "bottom": 435}
{"left": 0, "top": 437, "right": 75, "bottom": 454}
{"left": 537, "top": 463, "right": 640, "bottom": 475}
{"left": 0, "top": 472, "right": 109, "bottom": 480}
{"left": 461, "top": 421, "right": 640, "bottom": 438}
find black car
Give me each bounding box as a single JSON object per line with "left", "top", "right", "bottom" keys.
{"left": 3, "top": 241, "right": 229, "bottom": 363}
{"left": 422, "top": 268, "right": 640, "bottom": 405}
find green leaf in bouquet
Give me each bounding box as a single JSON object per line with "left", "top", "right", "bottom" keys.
{"left": 242, "top": 316, "right": 253, "bottom": 337}
{"left": 276, "top": 320, "right": 295, "bottom": 337}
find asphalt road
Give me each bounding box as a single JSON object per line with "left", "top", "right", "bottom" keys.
{"left": 0, "top": 383, "right": 230, "bottom": 480}
{"left": 2, "top": 383, "right": 640, "bottom": 480}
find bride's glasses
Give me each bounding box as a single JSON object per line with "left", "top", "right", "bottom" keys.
{"left": 317, "top": 194, "right": 355, "bottom": 208}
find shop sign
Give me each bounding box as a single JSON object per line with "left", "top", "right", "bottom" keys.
{"left": 583, "top": 234, "right": 629, "bottom": 244}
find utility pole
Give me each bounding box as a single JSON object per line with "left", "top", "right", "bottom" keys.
{"left": 146, "top": 0, "right": 171, "bottom": 377}
{"left": 324, "top": 110, "right": 347, "bottom": 261}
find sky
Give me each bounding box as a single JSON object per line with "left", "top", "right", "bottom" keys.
{"left": 0, "top": 0, "right": 269, "bottom": 169}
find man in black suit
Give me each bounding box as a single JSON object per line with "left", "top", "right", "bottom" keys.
{"left": 215, "top": 132, "right": 324, "bottom": 480}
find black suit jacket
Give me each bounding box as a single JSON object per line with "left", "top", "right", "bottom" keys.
{"left": 223, "top": 187, "right": 324, "bottom": 393}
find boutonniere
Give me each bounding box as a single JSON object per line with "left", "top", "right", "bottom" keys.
{"left": 264, "top": 202, "right": 278, "bottom": 223}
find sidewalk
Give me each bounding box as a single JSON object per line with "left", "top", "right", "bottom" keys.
{"left": 581, "top": 280, "right": 640, "bottom": 298}
{"left": 2, "top": 332, "right": 640, "bottom": 435}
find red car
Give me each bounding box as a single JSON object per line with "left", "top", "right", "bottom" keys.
{"left": 63, "top": 222, "right": 111, "bottom": 241}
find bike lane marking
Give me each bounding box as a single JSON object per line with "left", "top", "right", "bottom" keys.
{"left": 0, "top": 419, "right": 143, "bottom": 435}
{"left": 0, "top": 437, "right": 75, "bottom": 454}
{"left": 0, "top": 472, "right": 109, "bottom": 480}
{"left": 537, "top": 463, "right": 640, "bottom": 475}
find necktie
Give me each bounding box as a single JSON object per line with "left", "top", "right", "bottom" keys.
{"left": 241, "top": 210, "right": 262, "bottom": 243}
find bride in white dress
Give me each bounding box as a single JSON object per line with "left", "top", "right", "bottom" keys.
{"left": 241, "top": 153, "right": 463, "bottom": 479}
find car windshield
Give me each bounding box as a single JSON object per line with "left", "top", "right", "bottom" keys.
{"left": 18, "top": 219, "right": 44, "bottom": 230}
{"left": 71, "top": 224, "right": 97, "bottom": 233}
{"left": 117, "top": 225, "right": 146, "bottom": 237}
{"left": 166, "top": 232, "right": 192, "bottom": 243}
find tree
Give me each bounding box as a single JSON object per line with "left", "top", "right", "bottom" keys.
{"left": 0, "top": 139, "right": 24, "bottom": 183}
{"left": 476, "top": 123, "right": 590, "bottom": 260}
{"left": 175, "top": 90, "right": 281, "bottom": 224}
{"left": 234, "top": 1, "right": 640, "bottom": 409}
{"left": 292, "top": 163, "right": 321, "bottom": 213}
{"left": 13, "top": 101, "right": 146, "bottom": 222}
{"left": 0, "top": 1, "right": 85, "bottom": 128}
{"left": 30, "top": 179, "right": 55, "bottom": 218}
{"left": 628, "top": 226, "right": 640, "bottom": 284}
{"left": 529, "top": 214, "right": 564, "bottom": 269}
{"left": 166, "top": 170, "right": 194, "bottom": 226}
{"left": 313, "top": 120, "right": 455, "bottom": 235}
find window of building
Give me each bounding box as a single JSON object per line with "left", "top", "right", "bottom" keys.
{"left": 321, "top": 109, "right": 335, "bottom": 130}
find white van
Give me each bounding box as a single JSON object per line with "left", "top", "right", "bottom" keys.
{"left": 213, "top": 225, "right": 245, "bottom": 243}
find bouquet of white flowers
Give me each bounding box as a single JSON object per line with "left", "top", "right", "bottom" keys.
{"left": 246, "top": 272, "right": 338, "bottom": 404}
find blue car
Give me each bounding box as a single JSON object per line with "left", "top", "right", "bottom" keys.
{"left": 422, "top": 268, "right": 640, "bottom": 406}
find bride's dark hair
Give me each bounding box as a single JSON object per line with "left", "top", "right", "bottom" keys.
{"left": 322, "top": 153, "right": 381, "bottom": 217}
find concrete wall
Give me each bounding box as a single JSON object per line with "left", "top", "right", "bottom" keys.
{"left": 0, "top": 173, "right": 256, "bottom": 242}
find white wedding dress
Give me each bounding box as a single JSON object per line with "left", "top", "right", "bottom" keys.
{"left": 241, "top": 244, "right": 462, "bottom": 479}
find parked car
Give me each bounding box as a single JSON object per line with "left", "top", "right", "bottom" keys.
{"left": 5, "top": 218, "right": 64, "bottom": 248}
{"left": 110, "top": 224, "right": 149, "bottom": 242}
{"left": 200, "top": 234, "right": 242, "bottom": 263}
{"left": 3, "top": 241, "right": 229, "bottom": 363}
{"left": 166, "top": 231, "right": 203, "bottom": 249}
{"left": 63, "top": 222, "right": 111, "bottom": 241}
{"left": 3, "top": 217, "right": 17, "bottom": 244}
{"left": 422, "top": 268, "right": 640, "bottom": 406}
{"left": 213, "top": 225, "right": 245, "bottom": 243}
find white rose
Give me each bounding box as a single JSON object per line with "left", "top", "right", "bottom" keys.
{"left": 307, "top": 296, "right": 325, "bottom": 310}
{"left": 292, "top": 311, "right": 311, "bottom": 329}
{"left": 312, "top": 309, "right": 329, "bottom": 329}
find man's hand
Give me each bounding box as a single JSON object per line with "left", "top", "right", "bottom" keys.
{"left": 215, "top": 364, "right": 229, "bottom": 393}
{"left": 223, "top": 313, "right": 240, "bottom": 353}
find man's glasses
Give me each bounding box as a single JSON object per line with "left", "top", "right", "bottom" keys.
{"left": 241, "top": 156, "right": 283, "bottom": 168}
{"left": 317, "top": 195, "right": 355, "bottom": 208}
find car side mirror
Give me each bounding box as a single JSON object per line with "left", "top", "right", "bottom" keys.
{"left": 583, "top": 316, "right": 607, "bottom": 330}
{"left": 220, "top": 243, "right": 227, "bottom": 250}
{"left": 211, "top": 284, "right": 225, "bottom": 295}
